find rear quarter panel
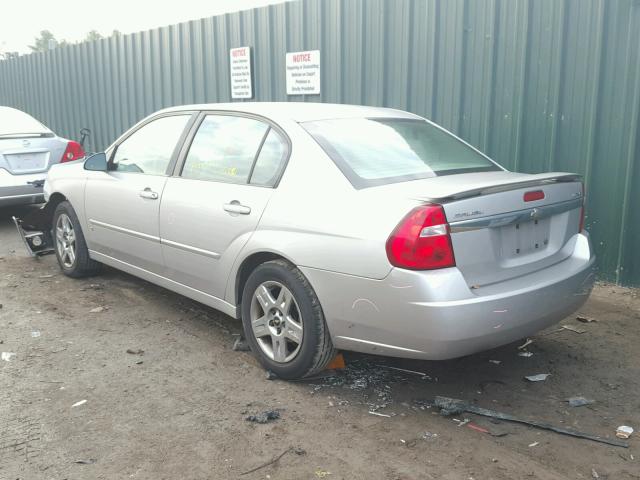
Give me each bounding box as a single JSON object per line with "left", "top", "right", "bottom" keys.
{"left": 225, "top": 121, "right": 420, "bottom": 303}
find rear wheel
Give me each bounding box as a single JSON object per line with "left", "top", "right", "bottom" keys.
{"left": 241, "top": 260, "right": 336, "bottom": 379}
{"left": 53, "top": 201, "right": 101, "bottom": 278}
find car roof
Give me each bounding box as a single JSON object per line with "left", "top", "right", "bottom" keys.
{"left": 156, "top": 102, "right": 422, "bottom": 123}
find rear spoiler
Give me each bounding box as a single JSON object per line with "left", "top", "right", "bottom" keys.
{"left": 423, "top": 173, "right": 582, "bottom": 202}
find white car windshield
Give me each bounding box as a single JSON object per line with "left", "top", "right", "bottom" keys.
{"left": 0, "top": 107, "right": 51, "bottom": 137}
{"left": 303, "top": 118, "right": 500, "bottom": 188}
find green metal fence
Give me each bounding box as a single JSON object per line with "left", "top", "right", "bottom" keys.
{"left": 1, "top": 0, "right": 639, "bottom": 285}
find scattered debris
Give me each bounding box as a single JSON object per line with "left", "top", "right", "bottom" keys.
{"left": 232, "top": 336, "right": 251, "bottom": 352}
{"left": 488, "top": 360, "right": 502, "bottom": 365}
{"left": 467, "top": 423, "right": 489, "bottom": 434}
{"left": 377, "top": 364, "right": 431, "bottom": 379}
{"left": 427, "top": 396, "right": 628, "bottom": 448}
{"left": 326, "top": 353, "right": 346, "bottom": 370}
{"left": 525, "top": 374, "right": 551, "bottom": 382}
{"left": 369, "top": 411, "right": 391, "bottom": 418}
{"left": 1, "top": 352, "right": 15, "bottom": 362}
{"left": 422, "top": 431, "right": 438, "bottom": 440}
{"left": 567, "top": 396, "right": 595, "bottom": 407}
{"left": 528, "top": 442, "right": 539, "bottom": 447}
{"left": 591, "top": 468, "right": 600, "bottom": 479}
{"left": 478, "top": 379, "right": 506, "bottom": 393}
{"left": 577, "top": 315, "right": 597, "bottom": 323}
{"left": 518, "top": 338, "right": 533, "bottom": 350}
{"left": 466, "top": 422, "right": 508, "bottom": 437}
{"left": 616, "top": 426, "right": 634, "bottom": 439}
{"left": 245, "top": 410, "right": 280, "bottom": 424}
{"left": 38, "top": 274, "right": 55, "bottom": 279}
{"left": 240, "top": 446, "right": 294, "bottom": 476}
{"left": 71, "top": 399, "right": 87, "bottom": 408}
{"left": 135, "top": 360, "right": 143, "bottom": 365}
{"left": 74, "top": 458, "right": 97, "bottom": 465}
{"left": 561, "top": 324, "right": 586, "bottom": 334}
{"left": 31, "top": 331, "right": 41, "bottom": 338}
{"left": 314, "top": 468, "right": 332, "bottom": 478}
{"left": 518, "top": 351, "right": 534, "bottom": 358}
{"left": 126, "top": 348, "right": 144, "bottom": 355}
{"left": 265, "top": 370, "right": 278, "bottom": 380}
{"left": 89, "top": 306, "right": 107, "bottom": 313}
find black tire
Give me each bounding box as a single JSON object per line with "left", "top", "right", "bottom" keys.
{"left": 52, "top": 201, "right": 101, "bottom": 278}
{"left": 241, "top": 259, "right": 336, "bottom": 379}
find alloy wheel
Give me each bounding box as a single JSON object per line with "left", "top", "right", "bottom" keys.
{"left": 55, "top": 213, "right": 76, "bottom": 268}
{"left": 250, "top": 281, "right": 304, "bottom": 363}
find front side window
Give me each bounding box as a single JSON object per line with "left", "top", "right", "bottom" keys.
{"left": 302, "top": 118, "right": 501, "bottom": 188}
{"left": 181, "top": 115, "right": 269, "bottom": 184}
{"left": 111, "top": 115, "right": 190, "bottom": 175}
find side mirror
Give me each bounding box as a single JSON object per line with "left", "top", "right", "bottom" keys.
{"left": 84, "top": 152, "right": 108, "bottom": 172}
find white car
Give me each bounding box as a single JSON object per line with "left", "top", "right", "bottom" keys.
{"left": 15, "top": 103, "right": 595, "bottom": 379}
{"left": 0, "top": 106, "right": 85, "bottom": 207}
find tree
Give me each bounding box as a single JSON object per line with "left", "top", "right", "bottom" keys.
{"left": 85, "top": 30, "right": 103, "bottom": 42}
{"left": 29, "top": 30, "right": 55, "bottom": 52}
{"left": 0, "top": 51, "right": 20, "bottom": 61}
{"left": 28, "top": 30, "right": 68, "bottom": 52}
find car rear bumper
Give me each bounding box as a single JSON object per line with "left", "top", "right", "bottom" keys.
{"left": 0, "top": 169, "right": 46, "bottom": 206}
{"left": 301, "top": 233, "right": 595, "bottom": 360}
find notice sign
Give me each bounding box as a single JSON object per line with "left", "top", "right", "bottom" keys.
{"left": 230, "top": 47, "right": 252, "bottom": 99}
{"left": 286, "top": 50, "right": 320, "bottom": 95}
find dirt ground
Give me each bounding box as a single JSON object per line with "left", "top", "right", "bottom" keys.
{"left": 1, "top": 206, "right": 639, "bottom": 480}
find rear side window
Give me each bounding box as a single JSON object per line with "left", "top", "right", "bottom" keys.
{"left": 250, "top": 129, "right": 287, "bottom": 187}
{"left": 181, "top": 114, "right": 288, "bottom": 187}
{"left": 302, "top": 118, "right": 501, "bottom": 188}
{"left": 112, "top": 115, "right": 190, "bottom": 175}
{"left": 182, "top": 115, "right": 268, "bottom": 184}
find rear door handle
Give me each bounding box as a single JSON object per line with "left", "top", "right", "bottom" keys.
{"left": 223, "top": 201, "right": 251, "bottom": 215}
{"left": 139, "top": 188, "right": 159, "bottom": 200}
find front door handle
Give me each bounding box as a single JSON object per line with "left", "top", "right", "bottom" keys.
{"left": 139, "top": 188, "right": 159, "bottom": 200}
{"left": 223, "top": 201, "right": 251, "bottom": 215}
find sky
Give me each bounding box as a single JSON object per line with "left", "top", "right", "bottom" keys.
{"left": 0, "top": 0, "right": 290, "bottom": 54}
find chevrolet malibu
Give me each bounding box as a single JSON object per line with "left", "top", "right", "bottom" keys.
{"left": 16, "top": 103, "right": 595, "bottom": 379}
{"left": 0, "top": 106, "right": 85, "bottom": 206}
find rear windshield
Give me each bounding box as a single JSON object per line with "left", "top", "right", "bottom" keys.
{"left": 302, "top": 118, "right": 501, "bottom": 188}
{"left": 0, "top": 107, "right": 51, "bottom": 137}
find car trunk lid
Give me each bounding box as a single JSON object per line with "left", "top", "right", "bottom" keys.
{"left": 0, "top": 136, "right": 67, "bottom": 175}
{"left": 440, "top": 172, "right": 583, "bottom": 287}
{"left": 375, "top": 171, "right": 584, "bottom": 286}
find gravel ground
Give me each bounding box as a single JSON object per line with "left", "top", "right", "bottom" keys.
{"left": 1, "top": 205, "right": 639, "bottom": 479}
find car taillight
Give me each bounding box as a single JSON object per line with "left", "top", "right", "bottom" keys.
{"left": 60, "top": 140, "right": 85, "bottom": 163}
{"left": 386, "top": 204, "right": 456, "bottom": 270}
{"left": 524, "top": 190, "right": 545, "bottom": 202}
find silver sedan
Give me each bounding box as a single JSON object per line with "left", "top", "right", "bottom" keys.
{"left": 17, "top": 103, "right": 595, "bottom": 379}
{"left": 0, "top": 106, "right": 85, "bottom": 207}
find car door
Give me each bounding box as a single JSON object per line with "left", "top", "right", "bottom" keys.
{"left": 159, "top": 112, "right": 289, "bottom": 299}
{"left": 84, "top": 113, "right": 193, "bottom": 273}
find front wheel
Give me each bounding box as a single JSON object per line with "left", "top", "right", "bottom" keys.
{"left": 53, "top": 201, "right": 101, "bottom": 278}
{"left": 241, "top": 260, "right": 336, "bottom": 379}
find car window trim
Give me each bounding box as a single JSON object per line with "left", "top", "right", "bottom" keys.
{"left": 247, "top": 126, "right": 271, "bottom": 184}
{"left": 172, "top": 110, "right": 291, "bottom": 188}
{"left": 107, "top": 111, "right": 198, "bottom": 176}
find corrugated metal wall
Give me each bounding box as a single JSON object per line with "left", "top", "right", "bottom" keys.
{"left": 0, "top": 0, "right": 639, "bottom": 285}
